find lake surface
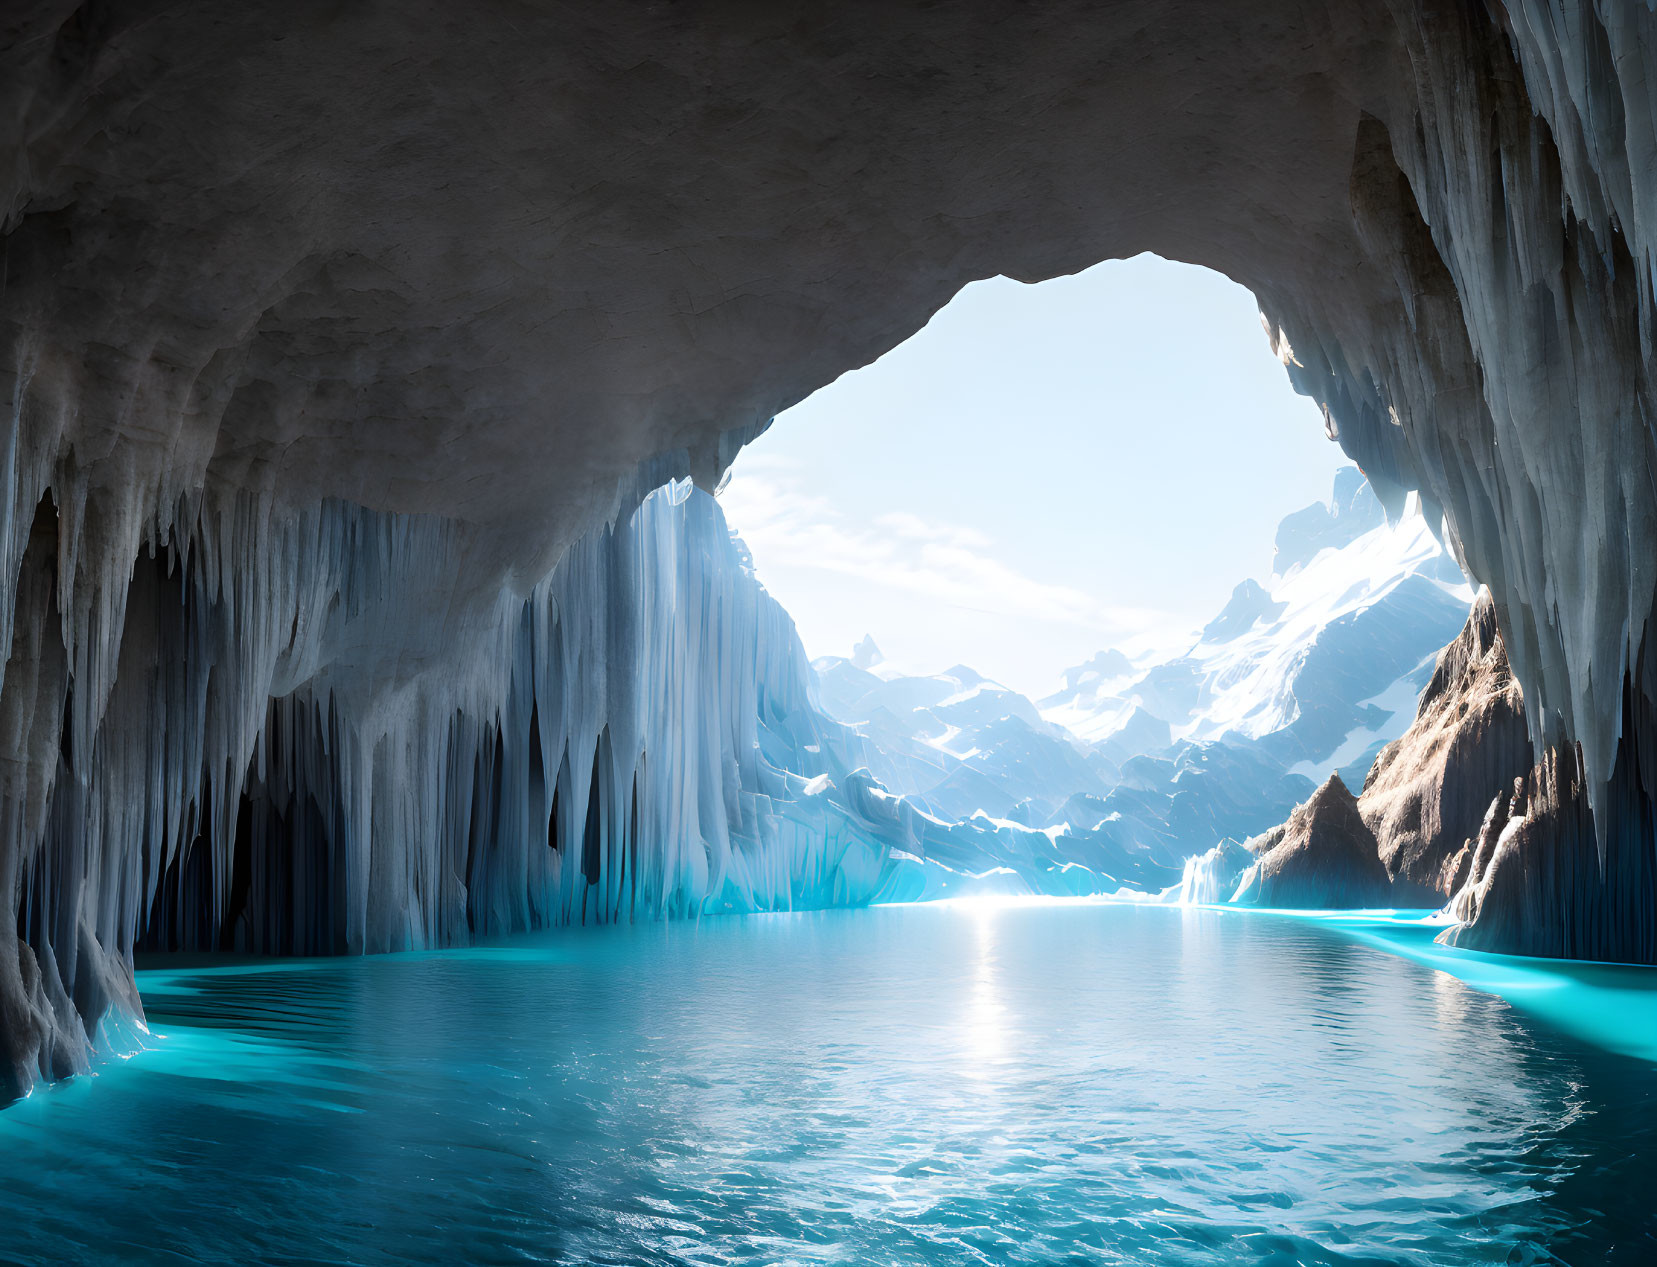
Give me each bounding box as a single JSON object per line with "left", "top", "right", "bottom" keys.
{"left": 2, "top": 900, "right": 1654, "bottom": 1265}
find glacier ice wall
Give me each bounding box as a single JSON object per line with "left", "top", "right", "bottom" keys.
{"left": 0, "top": 478, "right": 913, "bottom": 1097}
{"left": 1174, "top": 839, "right": 1256, "bottom": 907}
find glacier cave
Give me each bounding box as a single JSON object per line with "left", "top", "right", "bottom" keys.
{"left": 0, "top": 0, "right": 1655, "bottom": 1127}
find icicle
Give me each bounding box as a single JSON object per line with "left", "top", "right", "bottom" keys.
{"left": 1, "top": 479, "right": 960, "bottom": 1097}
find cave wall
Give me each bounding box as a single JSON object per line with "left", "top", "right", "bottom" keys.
{"left": 2, "top": 480, "right": 916, "bottom": 1096}
{"left": 0, "top": 0, "right": 1654, "bottom": 1089}
{"left": 1358, "top": 592, "right": 1535, "bottom": 903}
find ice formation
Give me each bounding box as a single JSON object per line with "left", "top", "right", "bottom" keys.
{"left": 2, "top": 2, "right": 1656, "bottom": 1094}
{"left": 0, "top": 481, "right": 931, "bottom": 1096}
{"left": 1175, "top": 839, "right": 1256, "bottom": 907}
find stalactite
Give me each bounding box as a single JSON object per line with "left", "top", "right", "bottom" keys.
{"left": 1250, "top": 4, "right": 1657, "bottom": 959}
{"left": 0, "top": 479, "right": 946, "bottom": 1099}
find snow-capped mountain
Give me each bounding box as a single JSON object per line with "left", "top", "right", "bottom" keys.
{"left": 1041, "top": 467, "right": 1474, "bottom": 784}
{"left": 803, "top": 467, "right": 1478, "bottom": 896}
{"left": 813, "top": 646, "right": 1113, "bottom": 824}
{"left": 810, "top": 640, "right": 1315, "bottom": 883}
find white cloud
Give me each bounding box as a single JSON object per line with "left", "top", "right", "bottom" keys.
{"left": 717, "top": 464, "right": 1176, "bottom": 638}
{"left": 872, "top": 511, "right": 992, "bottom": 550}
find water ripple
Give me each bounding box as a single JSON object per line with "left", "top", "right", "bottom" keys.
{"left": 0, "top": 901, "right": 1651, "bottom": 1264}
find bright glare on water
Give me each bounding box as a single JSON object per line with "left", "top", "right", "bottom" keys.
{"left": 2, "top": 901, "right": 1654, "bottom": 1265}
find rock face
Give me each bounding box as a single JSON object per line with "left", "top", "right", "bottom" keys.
{"left": 1440, "top": 748, "right": 1657, "bottom": 963}
{"left": 0, "top": 3, "right": 1655, "bottom": 1092}
{"left": 1219, "top": 589, "right": 1656, "bottom": 961}
{"left": 1358, "top": 593, "right": 1533, "bottom": 903}
{"left": 1233, "top": 775, "right": 1394, "bottom": 909}
{"left": 1196, "top": 590, "right": 1657, "bottom": 960}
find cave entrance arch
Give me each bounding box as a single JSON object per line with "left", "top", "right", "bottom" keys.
{"left": 719, "top": 254, "right": 1352, "bottom": 701}
{"left": 716, "top": 250, "right": 1486, "bottom": 900}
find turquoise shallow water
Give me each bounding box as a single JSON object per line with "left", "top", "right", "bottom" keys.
{"left": 1, "top": 900, "right": 1654, "bottom": 1265}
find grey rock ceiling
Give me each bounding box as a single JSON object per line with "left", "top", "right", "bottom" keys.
{"left": 0, "top": 0, "right": 1654, "bottom": 1093}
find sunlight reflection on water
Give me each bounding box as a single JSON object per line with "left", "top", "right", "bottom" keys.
{"left": 0, "top": 899, "right": 1651, "bottom": 1265}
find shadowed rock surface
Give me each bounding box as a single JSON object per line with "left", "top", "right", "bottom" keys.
{"left": 1441, "top": 746, "right": 1657, "bottom": 964}
{"left": 1358, "top": 593, "right": 1533, "bottom": 903}
{"left": 0, "top": 1, "right": 1655, "bottom": 1094}
{"left": 1234, "top": 775, "right": 1393, "bottom": 909}
{"left": 1211, "top": 590, "right": 1657, "bottom": 961}
{"left": 1362, "top": 591, "right": 1657, "bottom": 961}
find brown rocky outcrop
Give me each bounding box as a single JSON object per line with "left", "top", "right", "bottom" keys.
{"left": 1235, "top": 774, "right": 1393, "bottom": 909}
{"left": 1228, "top": 591, "right": 1657, "bottom": 962}
{"left": 1356, "top": 593, "right": 1532, "bottom": 904}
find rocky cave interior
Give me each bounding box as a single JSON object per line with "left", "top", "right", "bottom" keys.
{"left": 0, "top": 0, "right": 1654, "bottom": 1102}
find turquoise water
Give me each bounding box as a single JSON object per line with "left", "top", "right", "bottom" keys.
{"left": 2, "top": 900, "right": 1654, "bottom": 1265}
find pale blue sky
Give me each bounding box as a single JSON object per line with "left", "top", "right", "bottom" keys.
{"left": 718, "top": 255, "right": 1348, "bottom": 698}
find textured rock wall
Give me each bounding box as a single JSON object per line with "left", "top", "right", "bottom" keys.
{"left": 1226, "top": 593, "right": 1657, "bottom": 961}
{"left": 1358, "top": 593, "right": 1533, "bottom": 902}
{"left": 1233, "top": 774, "right": 1395, "bottom": 909}
{"left": 1, "top": 1, "right": 1655, "bottom": 1086}
{"left": 1443, "top": 743, "right": 1657, "bottom": 963}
